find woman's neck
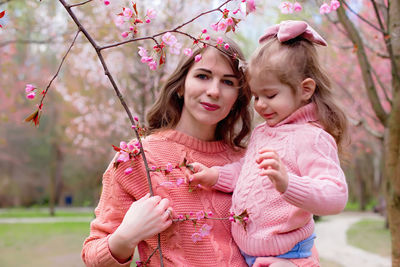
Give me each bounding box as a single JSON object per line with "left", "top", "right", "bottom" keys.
{"left": 174, "top": 120, "right": 216, "bottom": 141}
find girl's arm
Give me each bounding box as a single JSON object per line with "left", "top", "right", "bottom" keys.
{"left": 81, "top": 155, "right": 172, "bottom": 267}
{"left": 188, "top": 157, "right": 245, "bottom": 193}
{"left": 282, "top": 129, "right": 348, "bottom": 216}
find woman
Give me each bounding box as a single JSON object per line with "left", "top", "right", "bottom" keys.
{"left": 81, "top": 37, "right": 252, "bottom": 266}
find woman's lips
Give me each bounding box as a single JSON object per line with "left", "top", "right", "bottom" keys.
{"left": 201, "top": 102, "right": 220, "bottom": 111}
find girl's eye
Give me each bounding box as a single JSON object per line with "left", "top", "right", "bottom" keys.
{"left": 253, "top": 96, "right": 259, "bottom": 101}
{"left": 222, "top": 80, "right": 234, "bottom": 86}
{"left": 267, "top": 94, "right": 277, "bottom": 99}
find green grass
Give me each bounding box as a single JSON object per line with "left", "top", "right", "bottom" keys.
{"left": 347, "top": 219, "right": 391, "bottom": 257}
{"left": 0, "top": 208, "right": 93, "bottom": 218}
{"left": 0, "top": 222, "right": 90, "bottom": 267}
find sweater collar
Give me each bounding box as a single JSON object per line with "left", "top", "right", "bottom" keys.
{"left": 157, "top": 129, "right": 229, "bottom": 153}
{"left": 273, "top": 103, "right": 318, "bottom": 127}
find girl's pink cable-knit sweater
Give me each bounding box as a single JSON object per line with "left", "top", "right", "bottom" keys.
{"left": 81, "top": 130, "right": 248, "bottom": 267}
{"left": 214, "top": 103, "right": 348, "bottom": 258}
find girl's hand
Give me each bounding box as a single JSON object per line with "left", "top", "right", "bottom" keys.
{"left": 185, "top": 162, "right": 219, "bottom": 187}
{"left": 256, "top": 148, "right": 289, "bottom": 193}
{"left": 108, "top": 193, "right": 172, "bottom": 261}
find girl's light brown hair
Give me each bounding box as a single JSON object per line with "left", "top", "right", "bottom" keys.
{"left": 249, "top": 37, "right": 349, "bottom": 152}
{"left": 147, "top": 37, "right": 252, "bottom": 149}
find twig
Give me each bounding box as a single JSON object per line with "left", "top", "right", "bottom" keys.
{"left": 68, "top": 0, "right": 92, "bottom": 8}
{"left": 99, "top": 0, "right": 232, "bottom": 51}
{"left": 38, "top": 30, "right": 80, "bottom": 110}
{"left": 341, "top": 0, "right": 384, "bottom": 33}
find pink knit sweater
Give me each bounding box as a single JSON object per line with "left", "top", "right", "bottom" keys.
{"left": 82, "top": 129, "right": 248, "bottom": 267}
{"left": 214, "top": 103, "right": 348, "bottom": 257}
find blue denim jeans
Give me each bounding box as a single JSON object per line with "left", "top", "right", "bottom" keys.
{"left": 241, "top": 233, "right": 316, "bottom": 267}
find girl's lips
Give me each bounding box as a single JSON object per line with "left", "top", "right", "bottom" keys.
{"left": 263, "top": 112, "right": 275, "bottom": 119}
{"left": 201, "top": 102, "right": 220, "bottom": 111}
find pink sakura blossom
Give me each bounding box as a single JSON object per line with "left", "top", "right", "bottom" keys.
{"left": 145, "top": 19, "right": 151, "bottom": 23}
{"left": 224, "top": 43, "right": 230, "bottom": 50}
{"left": 330, "top": 0, "right": 340, "bottom": 11}
{"left": 194, "top": 54, "right": 202, "bottom": 62}
{"left": 25, "top": 84, "right": 35, "bottom": 93}
{"left": 123, "top": 8, "right": 133, "bottom": 18}
{"left": 176, "top": 178, "right": 184, "bottom": 186}
{"left": 246, "top": 0, "right": 256, "bottom": 14}
{"left": 279, "top": 2, "right": 293, "bottom": 14}
{"left": 319, "top": 3, "right": 331, "bottom": 14}
{"left": 184, "top": 48, "right": 193, "bottom": 57}
{"left": 146, "top": 8, "right": 157, "bottom": 19}
{"left": 211, "top": 23, "right": 218, "bottom": 31}
{"left": 205, "top": 35, "right": 210, "bottom": 41}
{"left": 207, "top": 211, "right": 213, "bottom": 217}
{"left": 218, "top": 21, "right": 228, "bottom": 31}
{"left": 121, "top": 31, "right": 129, "bottom": 38}
{"left": 170, "top": 42, "right": 182, "bottom": 55}
{"left": 117, "top": 151, "right": 130, "bottom": 163}
{"left": 177, "top": 214, "right": 184, "bottom": 220}
{"left": 233, "top": 8, "right": 240, "bottom": 15}
{"left": 226, "top": 17, "right": 234, "bottom": 26}
{"left": 134, "top": 116, "right": 139, "bottom": 121}
{"left": 202, "top": 29, "right": 207, "bottom": 34}
{"left": 151, "top": 166, "right": 157, "bottom": 171}
{"left": 191, "top": 232, "right": 202, "bottom": 243}
{"left": 216, "top": 37, "right": 224, "bottom": 45}
{"left": 162, "top": 32, "right": 177, "bottom": 46}
{"left": 166, "top": 162, "right": 174, "bottom": 172}
{"left": 26, "top": 91, "right": 36, "bottom": 100}
{"left": 120, "top": 141, "right": 127, "bottom": 149}
{"left": 293, "top": 2, "right": 302, "bottom": 12}
{"left": 148, "top": 60, "right": 157, "bottom": 70}
{"left": 199, "top": 224, "right": 212, "bottom": 237}
{"left": 124, "top": 167, "right": 133, "bottom": 175}
{"left": 104, "top": 0, "right": 110, "bottom": 5}
{"left": 196, "top": 211, "right": 205, "bottom": 220}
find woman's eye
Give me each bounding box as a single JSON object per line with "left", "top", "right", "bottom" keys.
{"left": 196, "top": 74, "right": 208, "bottom": 80}
{"left": 267, "top": 94, "right": 277, "bottom": 99}
{"left": 222, "top": 80, "right": 234, "bottom": 86}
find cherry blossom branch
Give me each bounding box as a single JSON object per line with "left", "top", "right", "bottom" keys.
{"left": 58, "top": 0, "right": 165, "bottom": 264}
{"left": 38, "top": 29, "right": 80, "bottom": 110}
{"left": 348, "top": 116, "right": 384, "bottom": 139}
{"left": 99, "top": 0, "right": 232, "bottom": 51}
{"left": 68, "top": 0, "right": 92, "bottom": 8}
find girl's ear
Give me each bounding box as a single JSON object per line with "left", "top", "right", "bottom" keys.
{"left": 300, "top": 78, "right": 316, "bottom": 102}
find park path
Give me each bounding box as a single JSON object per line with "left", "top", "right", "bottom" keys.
{"left": 315, "top": 211, "right": 391, "bottom": 267}
{"left": 0, "top": 210, "right": 392, "bottom": 266}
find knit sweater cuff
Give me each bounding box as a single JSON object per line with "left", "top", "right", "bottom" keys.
{"left": 282, "top": 174, "right": 311, "bottom": 207}
{"left": 212, "top": 166, "right": 234, "bottom": 193}
{"left": 97, "top": 235, "right": 133, "bottom": 267}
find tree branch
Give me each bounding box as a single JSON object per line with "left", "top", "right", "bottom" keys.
{"left": 337, "top": 3, "right": 388, "bottom": 125}
{"left": 68, "top": 0, "right": 92, "bottom": 8}
{"left": 342, "top": 0, "right": 385, "bottom": 33}
{"left": 348, "top": 116, "right": 384, "bottom": 140}
{"left": 99, "top": 0, "right": 231, "bottom": 51}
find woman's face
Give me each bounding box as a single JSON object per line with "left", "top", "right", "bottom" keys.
{"left": 175, "top": 48, "right": 239, "bottom": 141}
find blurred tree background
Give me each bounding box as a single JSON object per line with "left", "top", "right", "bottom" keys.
{"left": 0, "top": 0, "right": 395, "bottom": 228}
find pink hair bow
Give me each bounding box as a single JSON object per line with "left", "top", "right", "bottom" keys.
{"left": 259, "top": 20, "right": 327, "bottom": 46}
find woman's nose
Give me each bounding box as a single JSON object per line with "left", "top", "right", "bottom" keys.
{"left": 206, "top": 80, "right": 220, "bottom": 98}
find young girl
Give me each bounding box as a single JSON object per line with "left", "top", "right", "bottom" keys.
{"left": 188, "top": 20, "right": 349, "bottom": 267}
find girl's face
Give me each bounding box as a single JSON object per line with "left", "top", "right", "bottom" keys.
{"left": 250, "top": 71, "right": 303, "bottom": 127}
{"left": 175, "top": 48, "right": 239, "bottom": 141}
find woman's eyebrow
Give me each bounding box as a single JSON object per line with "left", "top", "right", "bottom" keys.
{"left": 195, "top": 68, "right": 237, "bottom": 78}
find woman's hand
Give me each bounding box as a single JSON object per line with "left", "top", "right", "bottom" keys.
{"left": 256, "top": 148, "right": 289, "bottom": 193}
{"left": 185, "top": 162, "right": 219, "bottom": 188}
{"left": 108, "top": 193, "right": 172, "bottom": 262}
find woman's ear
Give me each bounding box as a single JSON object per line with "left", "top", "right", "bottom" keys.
{"left": 300, "top": 78, "right": 316, "bottom": 102}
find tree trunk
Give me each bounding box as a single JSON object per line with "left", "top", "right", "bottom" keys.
{"left": 387, "top": 0, "right": 400, "bottom": 264}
